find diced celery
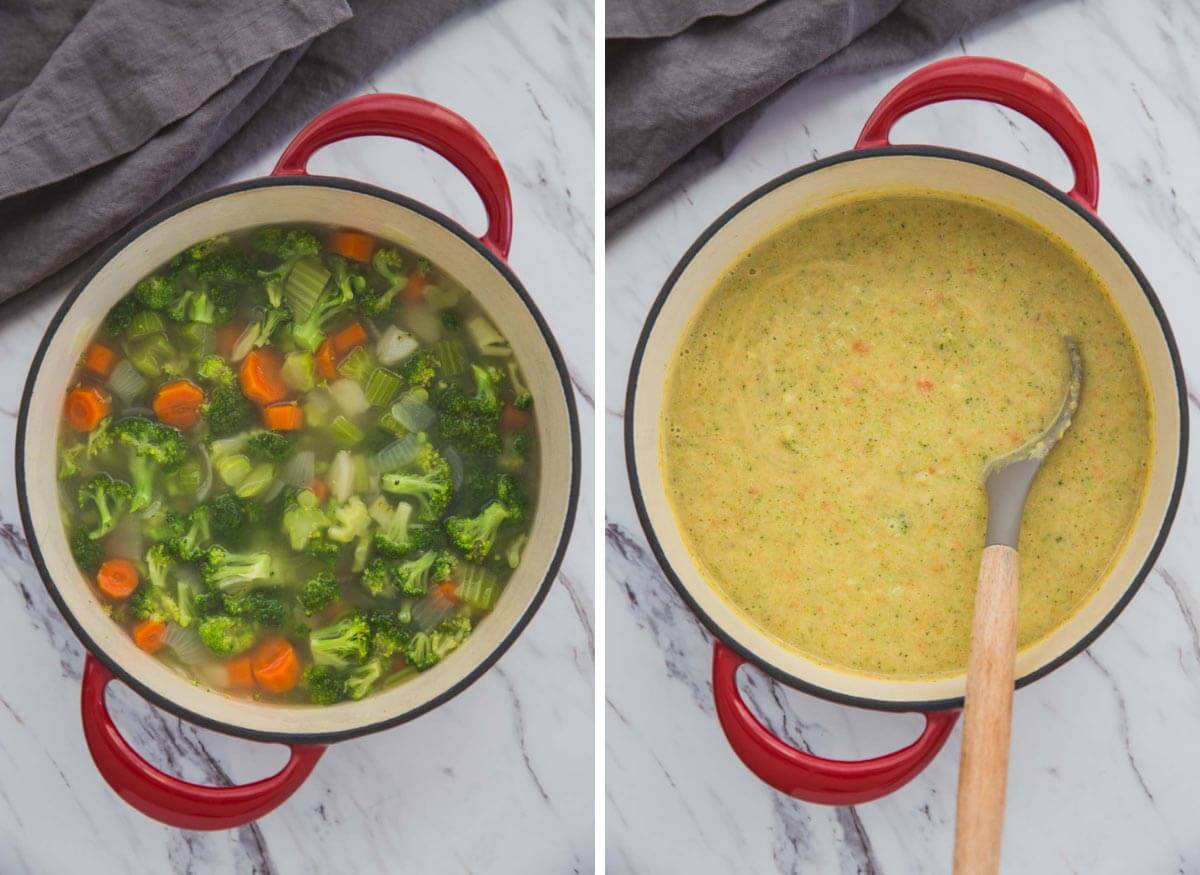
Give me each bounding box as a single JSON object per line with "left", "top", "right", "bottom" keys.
{"left": 128, "top": 310, "right": 165, "bottom": 339}
{"left": 457, "top": 564, "right": 500, "bottom": 611}
{"left": 337, "top": 346, "right": 374, "bottom": 383}
{"left": 179, "top": 322, "right": 214, "bottom": 354}
{"left": 330, "top": 415, "right": 364, "bottom": 448}
{"left": 235, "top": 463, "right": 275, "bottom": 498}
{"left": 377, "top": 409, "right": 407, "bottom": 437}
{"left": 216, "top": 453, "right": 252, "bottom": 487}
{"left": 352, "top": 454, "right": 370, "bottom": 494}
{"left": 430, "top": 338, "right": 467, "bottom": 376}
{"left": 465, "top": 315, "right": 511, "bottom": 358}
{"left": 285, "top": 256, "right": 331, "bottom": 320}
{"left": 364, "top": 367, "right": 402, "bottom": 407}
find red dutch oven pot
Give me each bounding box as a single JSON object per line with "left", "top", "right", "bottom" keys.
{"left": 626, "top": 57, "right": 1186, "bottom": 804}
{"left": 18, "top": 95, "right": 580, "bottom": 828}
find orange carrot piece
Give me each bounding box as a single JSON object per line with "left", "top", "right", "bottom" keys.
{"left": 83, "top": 343, "right": 118, "bottom": 378}
{"left": 307, "top": 478, "right": 330, "bottom": 503}
{"left": 262, "top": 401, "right": 304, "bottom": 431}
{"left": 153, "top": 379, "right": 205, "bottom": 429}
{"left": 500, "top": 404, "right": 530, "bottom": 433}
{"left": 328, "top": 231, "right": 375, "bottom": 263}
{"left": 65, "top": 385, "right": 111, "bottom": 432}
{"left": 251, "top": 637, "right": 302, "bottom": 694}
{"left": 400, "top": 270, "right": 428, "bottom": 303}
{"left": 330, "top": 321, "right": 367, "bottom": 356}
{"left": 315, "top": 340, "right": 339, "bottom": 381}
{"left": 432, "top": 581, "right": 459, "bottom": 602}
{"left": 133, "top": 619, "right": 168, "bottom": 653}
{"left": 216, "top": 323, "right": 244, "bottom": 358}
{"left": 227, "top": 656, "right": 255, "bottom": 690}
{"left": 240, "top": 348, "right": 288, "bottom": 405}
{"left": 96, "top": 559, "right": 138, "bottom": 599}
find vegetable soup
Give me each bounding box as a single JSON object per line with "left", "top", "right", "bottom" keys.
{"left": 661, "top": 190, "right": 1153, "bottom": 678}
{"left": 59, "top": 226, "right": 536, "bottom": 705}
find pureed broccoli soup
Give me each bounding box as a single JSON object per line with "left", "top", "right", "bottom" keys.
{"left": 58, "top": 226, "right": 536, "bottom": 705}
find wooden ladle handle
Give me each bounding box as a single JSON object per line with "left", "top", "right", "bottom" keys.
{"left": 954, "top": 543, "right": 1020, "bottom": 875}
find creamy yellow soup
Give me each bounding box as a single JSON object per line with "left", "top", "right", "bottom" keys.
{"left": 661, "top": 190, "right": 1152, "bottom": 678}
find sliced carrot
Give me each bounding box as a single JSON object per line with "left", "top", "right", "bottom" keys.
{"left": 227, "top": 655, "right": 255, "bottom": 690}
{"left": 153, "top": 379, "right": 205, "bottom": 428}
{"left": 315, "top": 340, "right": 339, "bottom": 381}
{"left": 400, "top": 270, "right": 428, "bottom": 303}
{"left": 83, "top": 343, "right": 118, "bottom": 378}
{"left": 133, "top": 619, "right": 168, "bottom": 653}
{"left": 432, "top": 581, "right": 459, "bottom": 603}
{"left": 330, "top": 321, "right": 367, "bottom": 357}
{"left": 240, "top": 348, "right": 288, "bottom": 405}
{"left": 307, "top": 478, "right": 330, "bottom": 503}
{"left": 96, "top": 559, "right": 138, "bottom": 599}
{"left": 251, "top": 637, "right": 302, "bottom": 694}
{"left": 216, "top": 323, "right": 244, "bottom": 358}
{"left": 328, "top": 231, "right": 375, "bottom": 263}
{"left": 500, "top": 404, "right": 530, "bottom": 432}
{"left": 262, "top": 401, "right": 304, "bottom": 431}
{"left": 65, "top": 385, "right": 111, "bottom": 432}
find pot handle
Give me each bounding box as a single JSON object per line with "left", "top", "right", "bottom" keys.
{"left": 81, "top": 656, "right": 326, "bottom": 830}
{"left": 855, "top": 56, "right": 1099, "bottom": 212}
{"left": 272, "top": 93, "right": 514, "bottom": 259}
{"left": 712, "top": 642, "right": 959, "bottom": 804}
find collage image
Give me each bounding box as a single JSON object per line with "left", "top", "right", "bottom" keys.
{"left": 1, "top": 0, "right": 1197, "bottom": 872}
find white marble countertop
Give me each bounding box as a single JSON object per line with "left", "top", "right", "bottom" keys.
{"left": 606, "top": 1, "right": 1200, "bottom": 872}
{"left": 0, "top": 0, "right": 594, "bottom": 872}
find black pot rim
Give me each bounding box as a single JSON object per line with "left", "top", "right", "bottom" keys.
{"left": 625, "top": 144, "right": 1189, "bottom": 714}
{"left": 17, "top": 175, "right": 581, "bottom": 744}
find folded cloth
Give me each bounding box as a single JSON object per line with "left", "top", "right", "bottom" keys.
{"left": 0, "top": 0, "right": 472, "bottom": 307}
{"left": 606, "top": 0, "right": 1032, "bottom": 234}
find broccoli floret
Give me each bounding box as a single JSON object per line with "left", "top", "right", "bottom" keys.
{"left": 224, "top": 589, "right": 287, "bottom": 627}
{"left": 202, "top": 385, "right": 253, "bottom": 436}
{"left": 169, "top": 505, "right": 211, "bottom": 560}
{"left": 430, "top": 612, "right": 472, "bottom": 660}
{"left": 498, "top": 431, "right": 530, "bottom": 472}
{"left": 71, "top": 529, "right": 103, "bottom": 571}
{"left": 197, "top": 355, "right": 236, "bottom": 387}
{"left": 436, "top": 365, "right": 503, "bottom": 457}
{"left": 299, "top": 571, "right": 339, "bottom": 615}
{"left": 365, "top": 607, "right": 411, "bottom": 658}
{"left": 380, "top": 444, "right": 453, "bottom": 520}
{"left": 133, "top": 275, "right": 180, "bottom": 311}
{"left": 372, "top": 500, "right": 433, "bottom": 558}
{"left": 399, "top": 351, "right": 437, "bottom": 389}
{"left": 187, "top": 285, "right": 239, "bottom": 326}
{"left": 306, "top": 536, "right": 341, "bottom": 560}
{"left": 440, "top": 309, "right": 461, "bottom": 331}
{"left": 197, "top": 615, "right": 255, "bottom": 656}
{"left": 104, "top": 295, "right": 139, "bottom": 336}
{"left": 392, "top": 550, "right": 454, "bottom": 598}
{"left": 200, "top": 545, "right": 274, "bottom": 593}
{"left": 247, "top": 430, "right": 293, "bottom": 463}
{"left": 301, "top": 664, "right": 345, "bottom": 705}
{"left": 173, "top": 234, "right": 231, "bottom": 267}
{"left": 207, "top": 493, "right": 248, "bottom": 538}
{"left": 345, "top": 659, "right": 385, "bottom": 700}
{"left": 191, "top": 588, "right": 226, "bottom": 617}
{"left": 290, "top": 260, "right": 356, "bottom": 351}
{"left": 254, "top": 228, "right": 322, "bottom": 307}
{"left": 309, "top": 613, "right": 370, "bottom": 669}
{"left": 493, "top": 473, "right": 526, "bottom": 522}
{"left": 86, "top": 416, "right": 114, "bottom": 458}
{"left": 445, "top": 503, "right": 513, "bottom": 562}
{"left": 402, "top": 632, "right": 439, "bottom": 671}
{"left": 356, "top": 248, "right": 406, "bottom": 317}
{"left": 112, "top": 417, "right": 187, "bottom": 511}
{"left": 507, "top": 361, "right": 532, "bottom": 410}
{"left": 360, "top": 558, "right": 394, "bottom": 598}
{"left": 282, "top": 489, "right": 330, "bottom": 551}
{"left": 145, "top": 543, "right": 174, "bottom": 588}
{"left": 130, "top": 584, "right": 180, "bottom": 624}
{"left": 239, "top": 304, "right": 293, "bottom": 351}
{"left": 78, "top": 474, "right": 133, "bottom": 540}
{"left": 60, "top": 444, "right": 84, "bottom": 479}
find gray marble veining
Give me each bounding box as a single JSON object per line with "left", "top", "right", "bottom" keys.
{"left": 606, "top": 1, "right": 1200, "bottom": 872}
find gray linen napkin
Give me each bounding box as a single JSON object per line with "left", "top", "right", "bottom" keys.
{"left": 0, "top": 0, "right": 473, "bottom": 307}
{"left": 606, "top": 0, "right": 1033, "bottom": 234}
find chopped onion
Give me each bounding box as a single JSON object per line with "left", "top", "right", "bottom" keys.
{"left": 402, "top": 302, "right": 443, "bottom": 345}
{"left": 282, "top": 449, "right": 316, "bottom": 486}
{"left": 442, "top": 446, "right": 464, "bottom": 490}
{"left": 164, "top": 624, "right": 209, "bottom": 665}
{"left": 107, "top": 359, "right": 148, "bottom": 402}
{"left": 105, "top": 517, "right": 142, "bottom": 560}
{"left": 412, "top": 586, "right": 458, "bottom": 631}
{"left": 370, "top": 433, "right": 425, "bottom": 474}
{"left": 329, "top": 378, "right": 369, "bottom": 418}
{"left": 230, "top": 324, "right": 259, "bottom": 362}
{"left": 195, "top": 444, "right": 213, "bottom": 502}
{"left": 391, "top": 392, "right": 436, "bottom": 432}
{"left": 260, "top": 477, "right": 286, "bottom": 504}
{"left": 375, "top": 325, "right": 419, "bottom": 366}
{"left": 328, "top": 450, "right": 355, "bottom": 503}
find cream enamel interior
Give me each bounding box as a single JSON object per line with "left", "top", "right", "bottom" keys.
{"left": 23, "top": 183, "right": 574, "bottom": 737}
{"left": 631, "top": 154, "right": 1182, "bottom": 705}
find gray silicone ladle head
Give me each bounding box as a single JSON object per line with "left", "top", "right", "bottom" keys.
{"left": 983, "top": 338, "right": 1084, "bottom": 548}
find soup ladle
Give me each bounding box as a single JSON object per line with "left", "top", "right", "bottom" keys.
{"left": 954, "top": 338, "right": 1083, "bottom": 875}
